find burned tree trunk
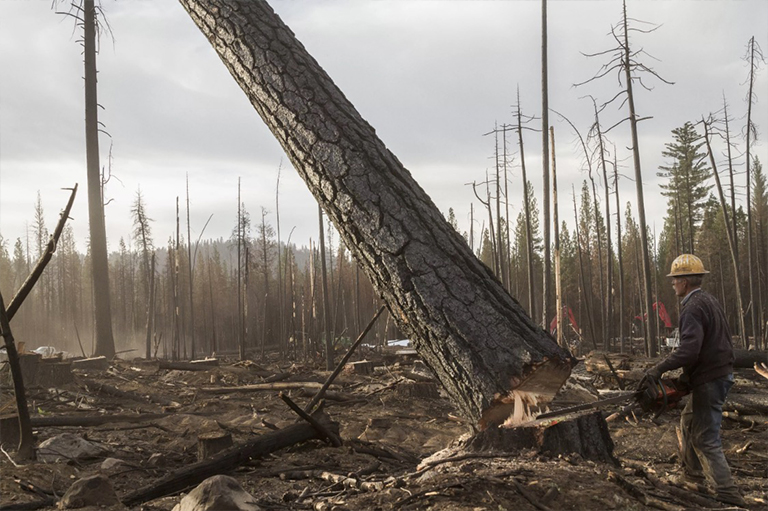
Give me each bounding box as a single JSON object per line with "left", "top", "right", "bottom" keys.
{"left": 179, "top": 0, "right": 572, "bottom": 427}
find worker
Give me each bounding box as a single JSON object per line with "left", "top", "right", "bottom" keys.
{"left": 645, "top": 254, "right": 746, "bottom": 507}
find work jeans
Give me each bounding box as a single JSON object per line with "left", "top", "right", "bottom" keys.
{"left": 680, "top": 374, "right": 738, "bottom": 495}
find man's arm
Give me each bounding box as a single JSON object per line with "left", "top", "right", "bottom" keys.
{"left": 650, "top": 310, "right": 704, "bottom": 376}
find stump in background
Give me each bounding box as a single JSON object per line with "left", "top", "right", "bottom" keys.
{"left": 197, "top": 432, "right": 233, "bottom": 461}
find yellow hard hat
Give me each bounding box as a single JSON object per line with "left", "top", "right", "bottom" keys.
{"left": 667, "top": 254, "right": 709, "bottom": 277}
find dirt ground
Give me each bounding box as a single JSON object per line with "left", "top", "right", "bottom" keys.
{"left": 1, "top": 349, "right": 767, "bottom": 511}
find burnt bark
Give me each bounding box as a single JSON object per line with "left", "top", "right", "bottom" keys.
{"left": 179, "top": 0, "right": 572, "bottom": 426}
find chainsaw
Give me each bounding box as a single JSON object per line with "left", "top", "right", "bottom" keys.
{"left": 536, "top": 376, "right": 690, "bottom": 421}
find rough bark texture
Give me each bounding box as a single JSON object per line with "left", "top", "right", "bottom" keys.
{"left": 179, "top": 0, "right": 572, "bottom": 426}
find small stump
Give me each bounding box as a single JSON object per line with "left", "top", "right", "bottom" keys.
{"left": 197, "top": 432, "right": 233, "bottom": 461}
{"left": 0, "top": 414, "right": 20, "bottom": 448}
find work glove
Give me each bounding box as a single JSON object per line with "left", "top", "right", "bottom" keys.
{"left": 637, "top": 365, "right": 663, "bottom": 392}
{"left": 645, "top": 365, "right": 663, "bottom": 381}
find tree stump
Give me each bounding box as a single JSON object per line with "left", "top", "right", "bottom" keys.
{"left": 0, "top": 413, "right": 20, "bottom": 447}
{"left": 197, "top": 432, "right": 233, "bottom": 461}
{"left": 37, "top": 361, "right": 73, "bottom": 387}
{"left": 465, "top": 411, "right": 617, "bottom": 465}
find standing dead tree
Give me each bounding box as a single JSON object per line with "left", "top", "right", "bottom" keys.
{"left": 575, "top": 0, "right": 673, "bottom": 356}
{"left": 702, "top": 115, "right": 748, "bottom": 348}
{"left": 82, "top": 0, "right": 115, "bottom": 358}
{"left": 514, "top": 88, "right": 539, "bottom": 320}
{"left": 179, "top": 0, "right": 573, "bottom": 426}
{"left": 743, "top": 36, "right": 765, "bottom": 348}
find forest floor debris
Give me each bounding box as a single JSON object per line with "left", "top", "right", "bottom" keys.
{"left": 1, "top": 349, "right": 766, "bottom": 510}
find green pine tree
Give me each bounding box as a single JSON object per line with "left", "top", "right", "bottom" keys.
{"left": 657, "top": 122, "right": 713, "bottom": 254}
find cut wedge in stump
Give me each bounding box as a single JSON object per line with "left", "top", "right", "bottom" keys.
{"left": 422, "top": 410, "right": 618, "bottom": 469}
{"left": 180, "top": 0, "right": 575, "bottom": 429}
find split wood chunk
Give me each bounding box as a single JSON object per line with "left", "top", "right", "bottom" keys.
{"left": 71, "top": 356, "right": 109, "bottom": 371}
{"left": 344, "top": 360, "right": 374, "bottom": 375}
{"left": 197, "top": 431, "right": 233, "bottom": 461}
{"left": 466, "top": 411, "right": 617, "bottom": 465}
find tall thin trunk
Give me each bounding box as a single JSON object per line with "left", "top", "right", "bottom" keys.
{"left": 494, "top": 125, "right": 506, "bottom": 288}
{"left": 589, "top": 176, "right": 606, "bottom": 348}
{"left": 275, "top": 168, "right": 285, "bottom": 356}
{"left": 573, "top": 186, "right": 597, "bottom": 349}
{"left": 703, "top": 118, "right": 747, "bottom": 348}
{"left": 723, "top": 96, "right": 739, "bottom": 270}
{"left": 237, "top": 179, "right": 244, "bottom": 360}
{"left": 622, "top": 0, "right": 656, "bottom": 355}
{"left": 517, "top": 89, "right": 536, "bottom": 319}
{"left": 541, "top": 0, "right": 551, "bottom": 329}
{"left": 745, "top": 37, "right": 761, "bottom": 348}
{"left": 84, "top": 0, "right": 115, "bottom": 358}
{"left": 186, "top": 175, "right": 195, "bottom": 359}
{"left": 318, "top": 206, "right": 333, "bottom": 370}
{"left": 614, "top": 158, "right": 626, "bottom": 353}
{"left": 207, "top": 258, "right": 217, "bottom": 354}
{"left": 595, "top": 109, "right": 614, "bottom": 349}
{"left": 551, "top": 127, "right": 563, "bottom": 347}
{"left": 502, "top": 124, "right": 512, "bottom": 291}
{"left": 145, "top": 253, "right": 156, "bottom": 359}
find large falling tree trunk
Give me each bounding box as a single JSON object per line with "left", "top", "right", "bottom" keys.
{"left": 180, "top": 0, "right": 572, "bottom": 426}
{"left": 84, "top": 0, "right": 115, "bottom": 359}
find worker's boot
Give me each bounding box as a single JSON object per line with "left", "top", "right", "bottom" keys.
{"left": 715, "top": 487, "right": 747, "bottom": 507}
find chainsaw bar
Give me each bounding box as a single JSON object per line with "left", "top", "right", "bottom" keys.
{"left": 536, "top": 391, "right": 640, "bottom": 420}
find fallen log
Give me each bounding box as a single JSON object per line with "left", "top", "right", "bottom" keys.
{"left": 198, "top": 382, "right": 326, "bottom": 394}
{"left": 29, "top": 412, "right": 173, "bottom": 428}
{"left": 733, "top": 349, "right": 768, "bottom": 368}
{"left": 296, "top": 387, "right": 363, "bottom": 404}
{"left": 121, "top": 411, "right": 339, "bottom": 507}
{"left": 80, "top": 378, "right": 178, "bottom": 407}
{"left": 158, "top": 359, "right": 219, "bottom": 372}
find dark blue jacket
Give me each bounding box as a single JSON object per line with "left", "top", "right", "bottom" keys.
{"left": 655, "top": 289, "right": 734, "bottom": 387}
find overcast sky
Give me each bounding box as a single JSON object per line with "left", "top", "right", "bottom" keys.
{"left": 1, "top": 0, "right": 766, "bottom": 258}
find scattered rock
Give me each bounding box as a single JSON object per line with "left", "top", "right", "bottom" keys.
{"left": 100, "top": 457, "right": 128, "bottom": 471}
{"left": 172, "top": 475, "right": 261, "bottom": 511}
{"left": 147, "top": 452, "right": 167, "bottom": 467}
{"left": 58, "top": 474, "right": 122, "bottom": 509}
{"left": 37, "top": 433, "right": 110, "bottom": 463}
